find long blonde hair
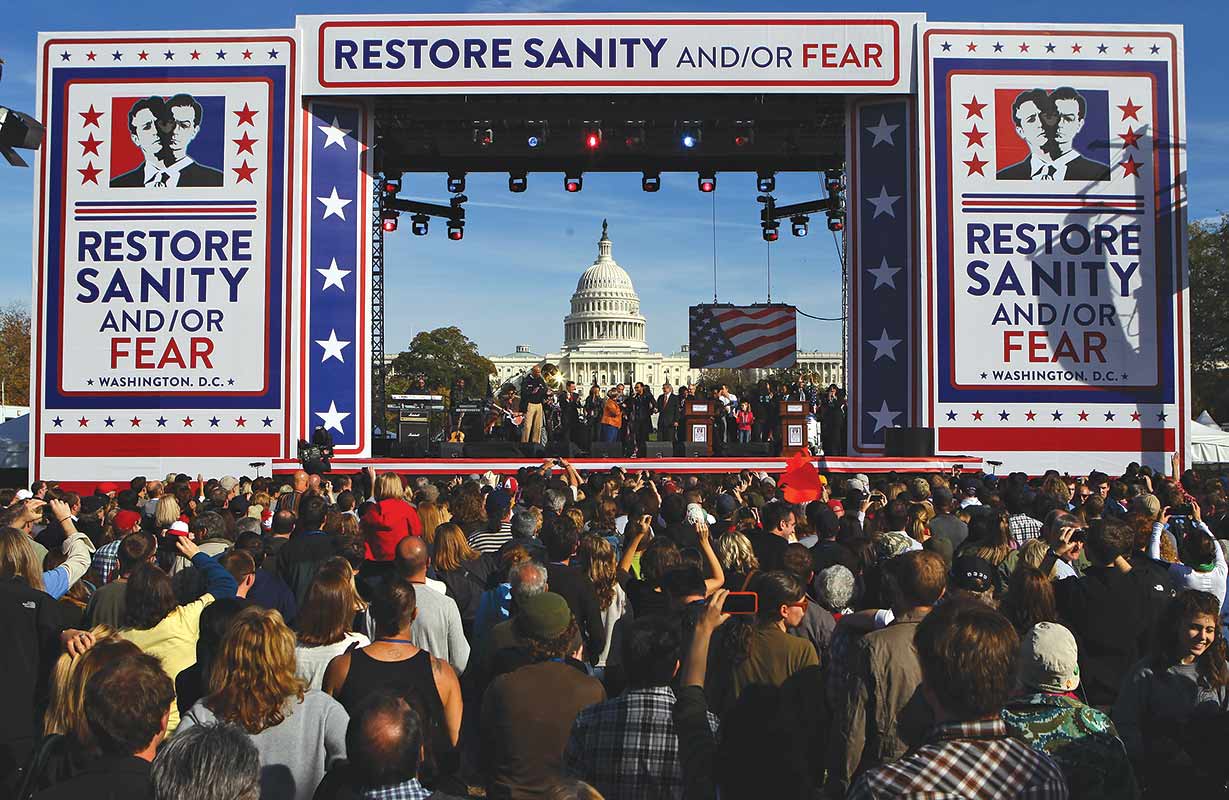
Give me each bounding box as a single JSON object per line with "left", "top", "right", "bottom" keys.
{"left": 432, "top": 522, "right": 480, "bottom": 572}
{"left": 206, "top": 607, "right": 306, "bottom": 734}
{"left": 374, "top": 473, "right": 406, "bottom": 502}
{"left": 44, "top": 628, "right": 141, "bottom": 747}
{"left": 0, "top": 527, "right": 44, "bottom": 591}
{"left": 417, "top": 501, "right": 452, "bottom": 547}
{"left": 154, "top": 495, "right": 182, "bottom": 529}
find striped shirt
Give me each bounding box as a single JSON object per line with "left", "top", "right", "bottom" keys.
{"left": 468, "top": 522, "right": 514, "bottom": 554}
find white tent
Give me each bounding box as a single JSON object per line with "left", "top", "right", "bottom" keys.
{"left": 1192, "top": 414, "right": 1229, "bottom": 465}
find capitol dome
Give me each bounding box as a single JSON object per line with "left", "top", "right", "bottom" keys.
{"left": 563, "top": 220, "right": 648, "bottom": 353}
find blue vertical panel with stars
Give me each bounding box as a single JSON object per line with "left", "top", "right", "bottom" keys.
{"left": 306, "top": 103, "right": 364, "bottom": 452}
{"left": 847, "top": 98, "right": 915, "bottom": 452}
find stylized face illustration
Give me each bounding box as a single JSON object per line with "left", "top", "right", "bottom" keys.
{"left": 1013, "top": 100, "right": 1050, "bottom": 152}
{"left": 129, "top": 107, "right": 163, "bottom": 159}
{"left": 163, "top": 104, "right": 200, "bottom": 159}
{"left": 1050, "top": 98, "right": 1085, "bottom": 152}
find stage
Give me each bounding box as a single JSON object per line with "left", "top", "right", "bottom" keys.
{"left": 271, "top": 454, "right": 981, "bottom": 477}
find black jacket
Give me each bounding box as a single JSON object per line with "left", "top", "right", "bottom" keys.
{"left": 545, "top": 563, "right": 606, "bottom": 663}
{"left": 0, "top": 577, "right": 63, "bottom": 779}
{"left": 519, "top": 374, "right": 547, "bottom": 409}
{"left": 1054, "top": 565, "right": 1152, "bottom": 706}
{"left": 276, "top": 530, "right": 346, "bottom": 606}
{"left": 32, "top": 754, "right": 152, "bottom": 800}
{"left": 657, "top": 393, "right": 680, "bottom": 432}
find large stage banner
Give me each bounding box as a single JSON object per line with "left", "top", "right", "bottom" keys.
{"left": 847, "top": 97, "right": 917, "bottom": 453}
{"left": 32, "top": 31, "right": 297, "bottom": 479}
{"left": 298, "top": 13, "right": 923, "bottom": 95}
{"left": 918, "top": 24, "right": 1189, "bottom": 473}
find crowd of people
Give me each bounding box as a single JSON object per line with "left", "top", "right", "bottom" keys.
{"left": 480, "top": 368, "right": 848, "bottom": 457}
{"left": 2, "top": 456, "right": 1228, "bottom": 799}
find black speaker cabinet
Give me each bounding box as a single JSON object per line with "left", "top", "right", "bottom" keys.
{"left": 644, "top": 442, "right": 674, "bottom": 458}
{"left": 683, "top": 442, "right": 709, "bottom": 459}
{"left": 439, "top": 442, "right": 465, "bottom": 459}
{"left": 884, "top": 426, "right": 935, "bottom": 457}
{"left": 464, "top": 442, "right": 525, "bottom": 459}
{"left": 726, "top": 442, "right": 773, "bottom": 456}
{"left": 590, "top": 441, "right": 625, "bottom": 458}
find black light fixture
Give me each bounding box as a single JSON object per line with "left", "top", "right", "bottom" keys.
{"left": 382, "top": 173, "right": 401, "bottom": 194}
{"left": 447, "top": 221, "right": 465, "bottom": 241}
{"left": 564, "top": 173, "right": 583, "bottom": 193}
{"left": 508, "top": 172, "right": 527, "bottom": 192}
{"left": 583, "top": 127, "right": 602, "bottom": 150}
{"left": 410, "top": 213, "right": 430, "bottom": 236}
{"left": 679, "top": 123, "right": 701, "bottom": 149}
{"left": 0, "top": 105, "right": 45, "bottom": 167}
{"left": 474, "top": 126, "right": 493, "bottom": 146}
{"left": 762, "top": 221, "right": 780, "bottom": 242}
{"left": 756, "top": 171, "right": 775, "bottom": 192}
{"left": 697, "top": 173, "right": 716, "bottom": 193}
{"left": 623, "top": 123, "right": 646, "bottom": 149}
{"left": 381, "top": 211, "right": 399, "bottom": 232}
{"left": 827, "top": 213, "right": 845, "bottom": 232}
{"left": 733, "top": 122, "right": 755, "bottom": 147}
{"left": 791, "top": 215, "right": 809, "bottom": 237}
{"left": 446, "top": 172, "right": 466, "bottom": 194}
{"left": 641, "top": 171, "right": 660, "bottom": 192}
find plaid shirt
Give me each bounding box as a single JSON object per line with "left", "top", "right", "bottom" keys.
{"left": 92, "top": 538, "right": 123, "bottom": 584}
{"left": 1009, "top": 514, "right": 1045, "bottom": 548}
{"left": 849, "top": 719, "right": 1068, "bottom": 799}
{"left": 361, "top": 778, "right": 430, "bottom": 800}
{"left": 563, "top": 686, "right": 719, "bottom": 800}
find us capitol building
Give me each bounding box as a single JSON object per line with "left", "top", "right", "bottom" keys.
{"left": 487, "top": 220, "right": 843, "bottom": 390}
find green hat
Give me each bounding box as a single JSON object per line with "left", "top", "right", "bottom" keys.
{"left": 516, "top": 592, "right": 573, "bottom": 639}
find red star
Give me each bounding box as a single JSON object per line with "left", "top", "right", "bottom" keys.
{"left": 966, "top": 41, "right": 977, "bottom": 52}
{"left": 137, "top": 50, "right": 149, "bottom": 61}
{"left": 964, "top": 154, "right": 989, "bottom": 176}
{"left": 963, "top": 126, "right": 987, "bottom": 147}
{"left": 1120, "top": 156, "right": 1143, "bottom": 177}
{"left": 129, "top": 417, "right": 141, "bottom": 428}
{"left": 962, "top": 96, "right": 987, "bottom": 119}
{"left": 1071, "top": 43, "right": 1082, "bottom": 53}
{"left": 182, "top": 417, "right": 194, "bottom": 427}
{"left": 234, "top": 102, "right": 258, "bottom": 126}
{"left": 972, "top": 410, "right": 984, "bottom": 421}
{"left": 86, "top": 51, "right": 97, "bottom": 61}
{"left": 233, "top": 132, "right": 257, "bottom": 154}
{"left": 77, "top": 417, "right": 89, "bottom": 427}
{"left": 1118, "top": 98, "right": 1143, "bottom": 120}
{"left": 1018, "top": 42, "right": 1030, "bottom": 52}
{"left": 79, "top": 104, "right": 104, "bottom": 127}
{"left": 241, "top": 49, "right": 253, "bottom": 60}
{"left": 1025, "top": 410, "right": 1037, "bottom": 421}
{"left": 1131, "top": 411, "right": 1142, "bottom": 422}
{"left": 1123, "top": 44, "right": 1135, "bottom": 54}
{"left": 1118, "top": 127, "right": 1142, "bottom": 148}
{"left": 78, "top": 133, "right": 102, "bottom": 156}
{"left": 235, "top": 417, "right": 247, "bottom": 427}
{"left": 78, "top": 162, "right": 102, "bottom": 184}
{"left": 190, "top": 50, "right": 201, "bottom": 60}
{"left": 1078, "top": 410, "right": 1089, "bottom": 421}
{"left": 233, "top": 162, "right": 257, "bottom": 183}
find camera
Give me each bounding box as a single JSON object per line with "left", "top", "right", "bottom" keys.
{"left": 1170, "top": 504, "right": 1193, "bottom": 518}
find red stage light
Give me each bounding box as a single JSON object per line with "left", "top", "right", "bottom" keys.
{"left": 733, "top": 135, "right": 751, "bottom": 147}
{"left": 382, "top": 217, "right": 398, "bottom": 232}
{"left": 565, "top": 175, "right": 583, "bottom": 192}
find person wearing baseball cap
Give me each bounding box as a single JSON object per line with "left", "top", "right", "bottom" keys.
{"left": 1001, "top": 622, "right": 1136, "bottom": 797}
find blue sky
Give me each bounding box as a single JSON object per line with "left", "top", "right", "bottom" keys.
{"left": 1, "top": 0, "right": 1224, "bottom": 359}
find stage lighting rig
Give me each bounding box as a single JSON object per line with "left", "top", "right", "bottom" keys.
{"left": 697, "top": 173, "right": 716, "bottom": 193}
{"left": 733, "top": 122, "right": 755, "bottom": 147}
{"left": 446, "top": 172, "right": 466, "bottom": 194}
{"left": 410, "top": 214, "right": 430, "bottom": 236}
{"left": 381, "top": 210, "right": 399, "bottom": 233}
{"left": 508, "top": 171, "right": 527, "bottom": 192}
{"left": 564, "top": 173, "right": 583, "bottom": 192}
{"left": 791, "top": 215, "right": 809, "bottom": 237}
{"left": 385, "top": 194, "right": 467, "bottom": 239}
{"left": 641, "top": 171, "right": 660, "bottom": 192}
{"left": 757, "top": 171, "right": 775, "bottom": 192}
{"left": 679, "top": 122, "right": 701, "bottom": 149}
{"left": 473, "top": 125, "right": 494, "bottom": 147}
{"left": 0, "top": 58, "right": 44, "bottom": 167}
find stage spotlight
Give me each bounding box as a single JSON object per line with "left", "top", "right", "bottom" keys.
{"left": 583, "top": 128, "right": 602, "bottom": 149}
{"left": 824, "top": 168, "right": 845, "bottom": 194}
{"left": 791, "top": 215, "right": 809, "bottom": 237}
{"left": 382, "top": 174, "right": 401, "bottom": 194}
{"left": 641, "top": 171, "right": 661, "bottom": 192}
{"left": 411, "top": 214, "right": 430, "bottom": 236}
{"left": 509, "top": 172, "right": 527, "bottom": 192}
{"left": 474, "top": 127, "right": 494, "bottom": 147}
{"left": 381, "top": 211, "right": 399, "bottom": 233}
{"left": 697, "top": 173, "right": 716, "bottom": 193}
{"left": 527, "top": 135, "right": 542, "bottom": 148}
{"left": 756, "top": 171, "right": 775, "bottom": 192}
{"left": 447, "top": 172, "right": 466, "bottom": 194}
{"left": 564, "top": 174, "right": 583, "bottom": 193}
{"left": 526, "top": 120, "right": 548, "bottom": 148}
{"left": 447, "top": 221, "right": 465, "bottom": 241}
{"left": 680, "top": 126, "right": 700, "bottom": 148}
{"left": 762, "top": 222, "right": 780, "bottom": 242}
{"left": 827, "top": 213, "right": 845, "bottom": 232}
{"left": 733, "top": 123, "right": 754, "bottom": 147}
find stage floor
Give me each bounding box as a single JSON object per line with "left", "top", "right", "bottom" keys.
{"left": 272, "top": 454, "right": 980, "bottom": 476}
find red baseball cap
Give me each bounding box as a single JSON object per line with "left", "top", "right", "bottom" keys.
{"left": 113, "top": 509, "right": 141, "bottom": 533}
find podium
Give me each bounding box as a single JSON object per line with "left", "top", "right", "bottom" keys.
{"left": 778, "top": 400, "right": 809, "bottom": 451}
{"left": 683, "top": 398, "right": 717, "bottom": 456}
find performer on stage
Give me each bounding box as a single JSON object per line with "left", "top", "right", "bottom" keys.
{"left": 584, "top": 383, "right": 604, "bottom": 447}
{"left": 558, "top": 380, "right": 584, "bottom": 452}
{"left": 657, "top": 382, "right": 680, "bottom": 453}
{"left": 630, "top": 382, "right": 657, "bottom": 458}
{"left": 519, "top": 365, "right": 548, "bottom": 446}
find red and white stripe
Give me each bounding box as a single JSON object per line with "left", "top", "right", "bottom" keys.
{"left": 707, "top": 305, "right": 797, "bottom": 369}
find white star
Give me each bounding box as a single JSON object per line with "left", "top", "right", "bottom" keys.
{"left": 316, "top": 329, "right": 351, "bottom": 363}
{"left": 868, "top": 400, "right": 902, "bottom": 433}
{"left": 316, "top": 187, "right": 352, "bottom": 220}
{"left": 867, "top": 257, "right": 902, "bottom": 291}
{"left": 866, "top": 114, "right": 900, "bottom": 147}
{"left": 866, "top": 186, "right": 901, "bottom": 219}
{"left": 316, "top": 401, "right": 350, "bottom": 434}
{"left": 316, "top": 258, "right": 351, "bottom": 291}
{"left": 318, "top": 116, "right": 351, "bottom": 149}
{"left": 867, "top": 329, "right": 902, "bottom": 362}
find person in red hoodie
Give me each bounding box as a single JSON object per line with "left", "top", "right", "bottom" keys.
{"left": 357, "top": 473, "right": 423, "bottom": 597}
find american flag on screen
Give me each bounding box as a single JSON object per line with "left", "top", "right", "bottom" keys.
{"left": 688, "top": 304, "right": 798, "bottom": 369}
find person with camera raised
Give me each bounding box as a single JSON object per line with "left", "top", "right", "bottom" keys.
{"left": 1147, "top": 499, "right": 1228, "bottom": 619}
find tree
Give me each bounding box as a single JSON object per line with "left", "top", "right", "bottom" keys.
{"left": 1190, "top": 213, "right": 1229, "bottom": 419}
{"left": 387, "top": 326, "right": 496, "bottom": 401}
{"left": 0, "top": 305, "right": 31, "bottom": 406}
